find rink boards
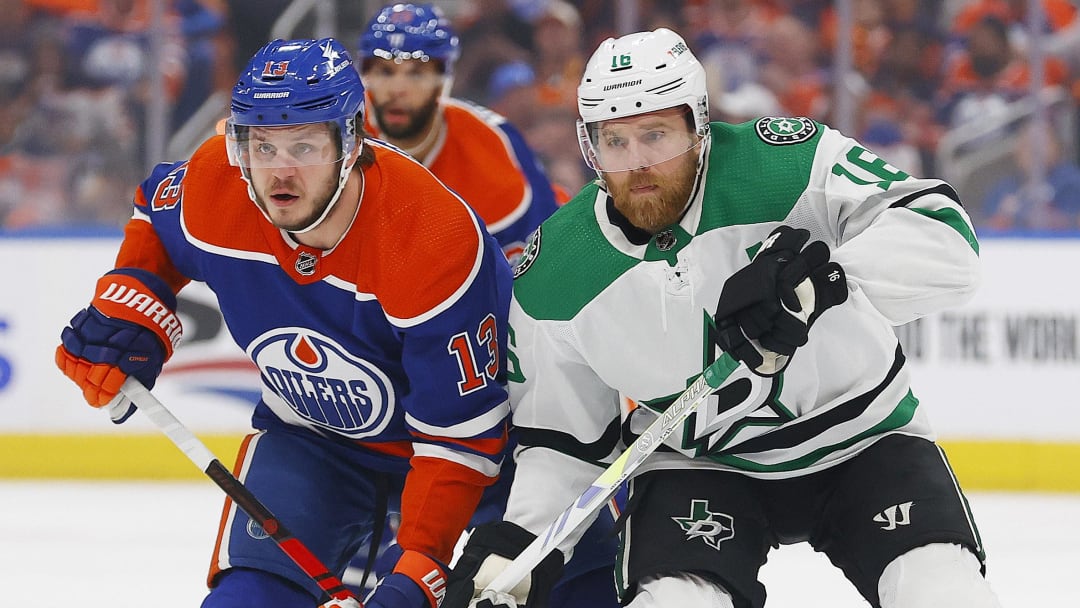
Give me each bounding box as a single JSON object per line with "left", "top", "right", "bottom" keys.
{"left": 2, "top": 234, "right": 1078, "bottom": 491}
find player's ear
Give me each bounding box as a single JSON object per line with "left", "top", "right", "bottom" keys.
{"left": 348, "top": 135, "right": 362, "bottom": 163}
{"left": 354, "top": 136, "right": 377, "bottom": 170}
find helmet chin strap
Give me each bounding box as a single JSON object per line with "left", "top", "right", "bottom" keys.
{"left": 681, "top": 133, "right": 710, "bottom": 213}
{"left": 288, "top": 145, "right": 359, "bottom": 234}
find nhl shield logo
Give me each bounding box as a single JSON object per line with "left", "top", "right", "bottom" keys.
{"left": 654, "top": 229, "right": 677, "bottom": 252}
{"left": 295, "top": 251, "right": 318, "bottom": 276}
{"left": 754, "top": 117, "right": 817, "bottom": 146}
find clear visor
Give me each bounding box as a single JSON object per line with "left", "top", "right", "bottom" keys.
{"left": 577, "top": 112, "right": 704, "bottom": 173}
{"left": 225, "top": 117, "right": 346, "bottom": 169}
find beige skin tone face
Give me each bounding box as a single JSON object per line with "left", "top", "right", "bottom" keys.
{"left": 361, "top": 58, "right": 444, "bottom": 153}
{"left": 246, "top": 123, "right": 361, "bottom": 249}
{"left": 597, "top": 107, "right": 701, "bottom": 234}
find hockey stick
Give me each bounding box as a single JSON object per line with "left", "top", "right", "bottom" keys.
{"left": 111, "top": 378, "right": 362, "bottom": 608}
{"left": 475, "top": 351, "right": 771, "bottom": 604}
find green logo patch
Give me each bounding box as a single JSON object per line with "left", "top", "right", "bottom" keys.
{"left": 513, "top": 226, "right": 542, "bottom": 279}
{"left": 754, "top": 117, "right": 817, "bottom": 145}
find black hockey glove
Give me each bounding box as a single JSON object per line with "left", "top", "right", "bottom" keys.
{"left": 443, "top": 521, "right": 563, "bottom": 608}
{"left": 715, "top": 226, "right": 848, "bottom": 376}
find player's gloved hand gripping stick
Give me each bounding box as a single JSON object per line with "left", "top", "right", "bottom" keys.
{"left": 465, "top": 227, "right": 849, "bottom": 607}
{"left": 714, "top": 226, "right": 848, "bottom": 376}
{"left": 110, "top": 378, "right": 363, "bottom": 608}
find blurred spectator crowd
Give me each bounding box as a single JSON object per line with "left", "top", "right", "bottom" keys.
{"left": 4, "top": 0, "right": 1080, "bottom": 232}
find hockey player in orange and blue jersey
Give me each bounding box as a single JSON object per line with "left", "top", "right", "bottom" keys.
{"left": 355, "top": 5, "right": 620, "bottom": 608}
{"left": 357, "top": 3, "right": 562, "bottom": 265}
{"left": 55, "top": 37, "right": 512, "bottom": 608}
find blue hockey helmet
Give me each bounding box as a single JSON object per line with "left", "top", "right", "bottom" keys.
{"left": 229, "top": 38, "right": 364, "bottom": 153}
{"left": 227, "top": 38, "right": 365, "bottom": 232}
{"left": 357, "top": 3, "right": 460, "bottom": 73}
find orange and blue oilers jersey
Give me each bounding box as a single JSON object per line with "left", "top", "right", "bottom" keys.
{"left": 364, "top": 98, "right": 558, "bottom": 264}
{"left": 121, "top": 136, "right": 512, "bottom": 482}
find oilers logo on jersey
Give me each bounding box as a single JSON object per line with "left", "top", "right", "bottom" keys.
{"left": 248, "top": 328, "right": 395, "bottom": 438}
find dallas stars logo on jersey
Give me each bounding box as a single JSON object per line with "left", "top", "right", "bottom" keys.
{"left": 671, "top": 499, "right": 735, "bottom": 550}
{"left": 755, "top": 117, "right": 817, "bottom": 145}
{"left": 513, "top": 226, "right": 542, "bottom": 279}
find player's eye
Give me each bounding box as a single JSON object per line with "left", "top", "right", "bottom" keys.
{"left": 643, "top": 130, "right": 667, "bottom": 144}
{"left": 254, "top": 142, "right": 276, "bottom": 157}
{"left": 602, "top": 136, "right": 626, "bottom": 149}
{"left": 290, "top": 142, "right": 317, "bottom": 158}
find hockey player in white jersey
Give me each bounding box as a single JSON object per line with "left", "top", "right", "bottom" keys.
{"left": 446, "top": 28, "right": 1004, "bottom": 608}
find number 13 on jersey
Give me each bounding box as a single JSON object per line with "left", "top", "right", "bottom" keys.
{"left": 447, "top": 313, "right": 500, "bottom": 396}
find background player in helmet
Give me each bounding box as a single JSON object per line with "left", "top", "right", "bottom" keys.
{"left": 356, "top": 2, "right": 561, "bottom": 265}
{"left": 55, "top": 38, "right": 512, "bottom": 608}
{"left": 448, "top": 28, "right": 1004, "bottom": 608}
{"left": 354, "top": 5, "right": 621, "bottom": 608}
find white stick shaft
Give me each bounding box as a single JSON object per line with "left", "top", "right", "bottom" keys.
{"left": 483, "top": 353, "right": 768, "bottom": 595}
{"left": 118, "top": 377, "right": 217, "bottom": 470}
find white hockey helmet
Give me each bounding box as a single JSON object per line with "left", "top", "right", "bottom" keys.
{"left": 577, "top": 28, "right": 709, "bottom": 173}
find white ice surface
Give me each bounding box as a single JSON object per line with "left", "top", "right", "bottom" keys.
{"left": 0, "top": 482, "right": 1074, "bottom": 607}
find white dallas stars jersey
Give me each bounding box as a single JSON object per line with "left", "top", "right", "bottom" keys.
{"left": 502, "top": 118, "right": 980, "bottom": 551}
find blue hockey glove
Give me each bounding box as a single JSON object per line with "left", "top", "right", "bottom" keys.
{"left": 715, "top": 226, "right": 847, "bottom": 376}
{"left": 442, "top": 521, "right": 563, "bottom": 608}
{"left": 366, "top": 550, "right": 448, "bottom": 608}
{"left": 55, "top": 269, "right": 181, "bottom": 420}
